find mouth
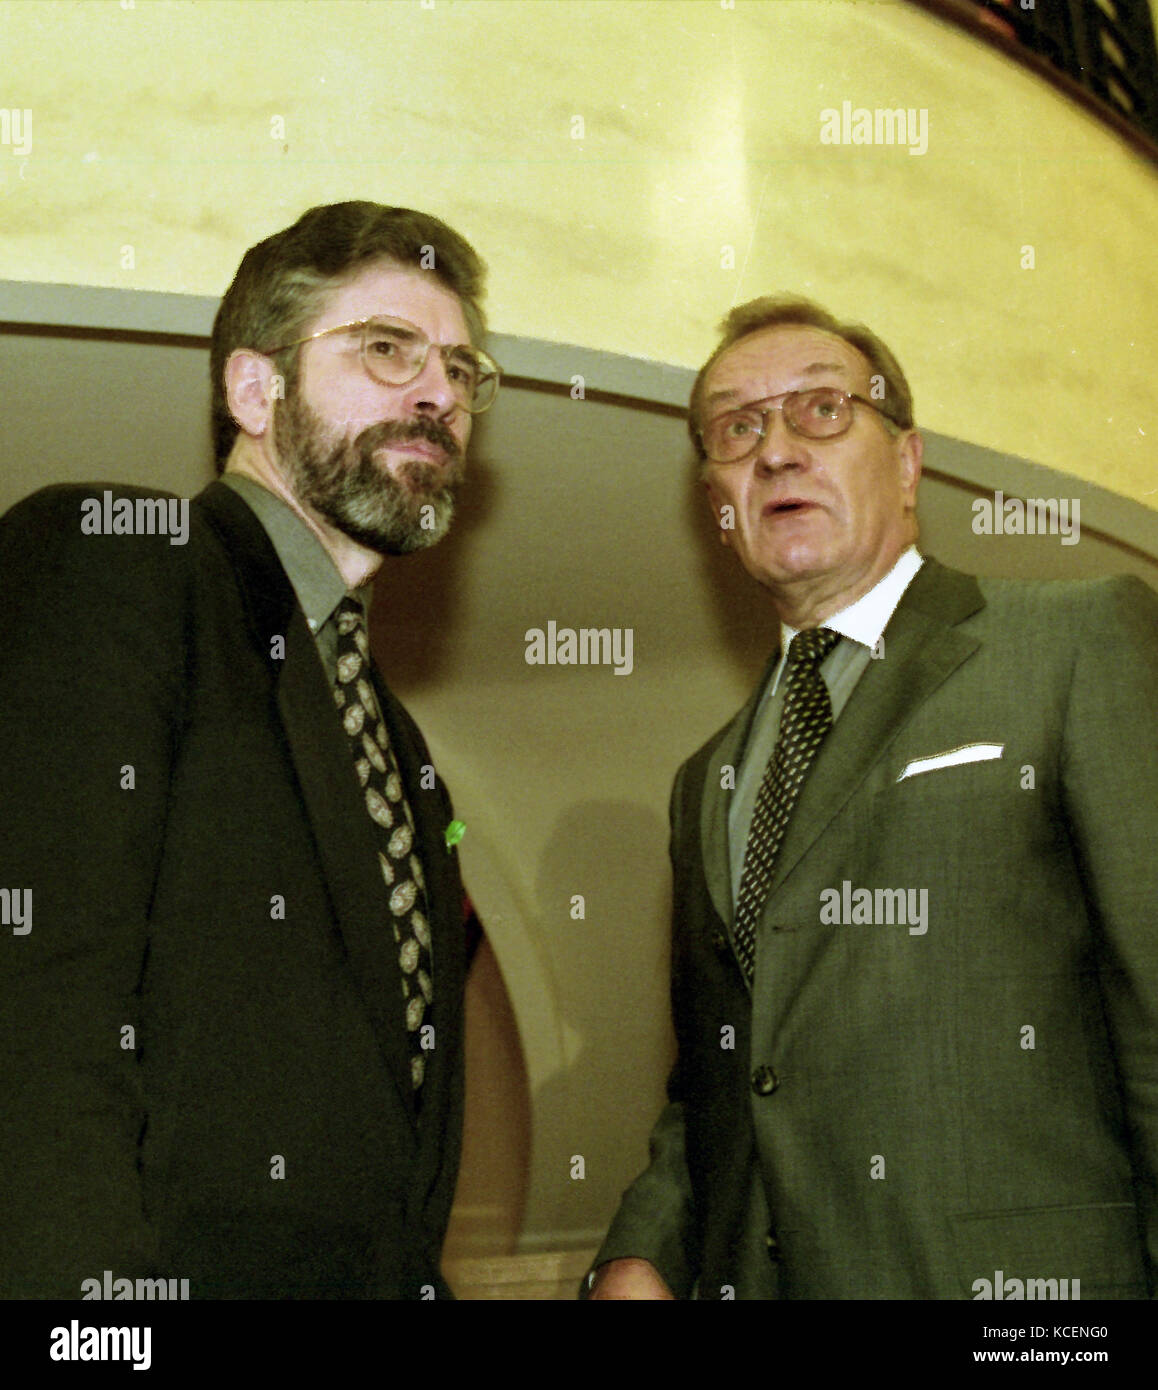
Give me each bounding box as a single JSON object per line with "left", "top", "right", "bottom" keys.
{"left": 378, "top": 440, "right": 447, "bottom": 464}
{"left": 763, "top": 498, "right": 819, "bottom": 518}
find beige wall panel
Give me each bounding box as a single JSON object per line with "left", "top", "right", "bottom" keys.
{"left": 1, "top": 0, "right": 1155, "bottom": 504}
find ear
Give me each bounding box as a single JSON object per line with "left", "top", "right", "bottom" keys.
{"left": 897, "top": 429, "right": 923, "bottom": 511}
{"left": 704, "top": 476, "right": 733, "bottom": 547}
{"left": 224, "top": 349, "right": 279, "bottom": 440}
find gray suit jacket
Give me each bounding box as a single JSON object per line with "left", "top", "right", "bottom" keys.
{"left": 596, "top": 559, "right": 1158, "bottom": 1299}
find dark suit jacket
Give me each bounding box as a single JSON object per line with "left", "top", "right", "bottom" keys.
{"left": 0, "top": 481, "right": 467, "bottom": 1299}
{"left": 595, "top": 559, "right": 1158, "bottom": 1299}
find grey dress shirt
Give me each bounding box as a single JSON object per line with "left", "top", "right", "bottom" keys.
{"left": 220, "top": 473, "right": 373, "bottom": 679}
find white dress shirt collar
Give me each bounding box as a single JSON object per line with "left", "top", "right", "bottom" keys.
{"left": 771, "top": 546, "right": 924, "bottom": 694}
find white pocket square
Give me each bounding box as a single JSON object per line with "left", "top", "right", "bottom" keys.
{"left": 896, "top": 743, "right": 1005, "bottom": 782}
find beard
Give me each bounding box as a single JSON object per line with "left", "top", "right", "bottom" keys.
{"left": 273, "top": 391, "right": 466, "bottom": 556}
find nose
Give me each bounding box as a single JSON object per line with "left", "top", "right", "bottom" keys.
{"left": 399, "top": 348, "right": 463, "bottom": 419}
{"left": 753, "top": 406, "right": 808, "bottom": 474}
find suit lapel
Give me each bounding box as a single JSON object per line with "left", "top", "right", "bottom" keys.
{"left": 763, "top": 559, "right": 985, "bottom": 904}
{"left": 195, "top": 482, "right": 420, "bottom": 1129}
{"left": 700, "top": 649, "right": 782, "bottom": 928}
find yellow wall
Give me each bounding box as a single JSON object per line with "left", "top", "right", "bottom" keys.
{"left": 2, "top": 0, "right": 1156, "bottom": 506}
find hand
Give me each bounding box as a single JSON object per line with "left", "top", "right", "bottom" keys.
{"left": 588, "top": 1257, "right": 675, "bottom": 1300}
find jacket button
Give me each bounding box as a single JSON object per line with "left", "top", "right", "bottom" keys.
{"left": 765, "top": 1230, "right": 781, "bottom": 1262}
{"left": 751, "top": 1065, "right": 779, "bottom": 1095}
{"left": 710, "top": 929, "right": 729, "bottom": 957}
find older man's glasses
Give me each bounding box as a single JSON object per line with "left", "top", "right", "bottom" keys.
{"left": 264, "top": 315, "right": 501, "bottom": 414}
{"left": 700, "top": 387, "right": 893, "bottom": 463}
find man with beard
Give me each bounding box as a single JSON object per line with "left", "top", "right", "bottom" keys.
{"left": 0, "top": 202, "right": 499, "bottom": 1298}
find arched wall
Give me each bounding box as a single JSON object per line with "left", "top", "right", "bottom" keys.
{"left": 2, "top": 0, "right": 1157, "bottom": 510}
{"left": 2, "top": 286, "right": 1155, "bottom": 1251}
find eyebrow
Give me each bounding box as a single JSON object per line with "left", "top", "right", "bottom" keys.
{"left": 704, "top": 360, "right": 851, "bottom": 409}
{"left": 367, "top": 319, "right": 421, "bottom": 339}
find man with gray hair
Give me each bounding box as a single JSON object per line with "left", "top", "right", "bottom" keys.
{"left": 589, "top": 295, "right": 1158, "bottom": 1299}
{"left": 0, "top": 202, "right": 499, "bottom": 1298}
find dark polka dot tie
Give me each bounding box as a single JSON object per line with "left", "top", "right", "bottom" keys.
{"left": 332, "top": 596, "right": 433, "bottom": 1093}
{"left": 732, "top": 627, "right": 841, "bottom": 984}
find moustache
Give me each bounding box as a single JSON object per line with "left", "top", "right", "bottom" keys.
{"left": 355, "top": 416, "right": 463, "bottom": 464}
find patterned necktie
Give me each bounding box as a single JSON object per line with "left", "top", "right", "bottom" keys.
{"left": 332, "top": 596, "right": 433, "bottom": 1093}
{"left": 732, "top": 627, "right": 842, "bottom": 984}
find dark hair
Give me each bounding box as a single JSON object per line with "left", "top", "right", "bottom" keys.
{"left": 688, "top": 295, "right": 914, "bottom": 460}
{"left": 210, "top": 201, "right": 487, "bottom": 470}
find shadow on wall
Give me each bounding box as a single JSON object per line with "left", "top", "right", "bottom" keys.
{"left": 367, "top": 412, "right": 501, "bottom": 688}
{"left": 443, "top": 930, "right": 532, "bottom": 1266}
{"left": 681, "top": 443, "right": 791, "bottom": 681}
{"left": 521, "top": 796, "right": 672, "bottom": 1252}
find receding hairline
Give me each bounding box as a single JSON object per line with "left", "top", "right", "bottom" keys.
{"left": 283, "top": 255, "right": 479, "bottom": 346}
{"left": 709, "top": 320, "right": 874, "bottom": 364}
{"left": 687, "top": 296, "right": 915, "bottom": 464}
{"left": 702, "top": 354, "right": 865, "bottom": 412}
